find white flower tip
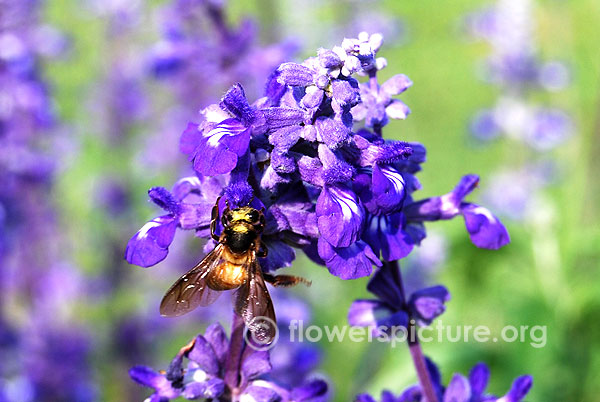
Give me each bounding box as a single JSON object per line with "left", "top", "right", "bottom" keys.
{"left": 375, "top": 57, "right": 387, "bottom": 71}
{"left": 357, "top": 31, "right": 370, "bottom": 42}
{"left": 369, "top": 33, "right": 384, "bottom": 52}
{"left": 341, "top": 38, "right": 355, "bottom": 52}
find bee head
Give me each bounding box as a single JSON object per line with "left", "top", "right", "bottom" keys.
{"left": 222, "top": 206, "right": 265, "bottom": 232}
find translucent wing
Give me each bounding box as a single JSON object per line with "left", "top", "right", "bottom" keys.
{"left": 160, "top": 244, "right": 225, "bottom": 317}
{"left": 235, "top": 251, "right": 276, "bottom": 343}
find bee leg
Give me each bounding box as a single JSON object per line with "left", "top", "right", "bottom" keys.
{"left": 210, "top": 196, "right": 221, "bottom": 242}
{"left": 263, "top": 273, "right": 311, "bottom": 288}
{"left": 257, "top": 241, "right": 268, "bottom": 258}
{"left": 221, "top": 199, "right": 231, "bottom": 228}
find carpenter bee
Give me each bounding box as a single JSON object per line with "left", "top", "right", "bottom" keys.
{"left": 160, "top": 197, "right": 309, "bottom": 342}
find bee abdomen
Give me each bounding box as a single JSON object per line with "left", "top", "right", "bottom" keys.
{"left": 207, "top": 261, "right": 247, "bottom": 290}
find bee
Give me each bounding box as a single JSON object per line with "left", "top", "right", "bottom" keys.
{"left": 160, "top": 197, "right": 309, "bottom": 342}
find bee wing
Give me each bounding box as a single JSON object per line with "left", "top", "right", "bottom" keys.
{"left": 235, "top": 251, "right": 276, "bottom": 343}
{"left": 160, "top": 244, "right": 225, "bottom": 317}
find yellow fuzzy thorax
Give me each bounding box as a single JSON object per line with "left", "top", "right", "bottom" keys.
{"left": 231, "top": 224, "right": 250, "bottom": 233}
{"left": 229, "top": 207, "right": 255, "bottom": 223}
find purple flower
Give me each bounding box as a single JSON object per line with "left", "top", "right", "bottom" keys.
{"left": 404, "top": 175, "right": 510, "bottom": 249}
{"left": 352, "top": 74, "right": 412, "bottom": 129}
{"left": 408, "top": 285, "right": 450, "bottom": 326}
{"left": 348, "top": 264, "right": 449, "bottom": 335}
{"left": 362, "top": 212, "right": 417, "bottom": 261}
{"left": 125, "top": 176, "right": 215, "bottom": 267}
{"left": 130, "top": 326, "right": 228, "bottom": 401}
{"left": 181, "top": 85, "right": 265, "bottom": 176}
{"left": 356, "top": 361, "right": 532, "bottom": 402}
{"left": 129, "top": 323, "right": 328, "bottom": 402}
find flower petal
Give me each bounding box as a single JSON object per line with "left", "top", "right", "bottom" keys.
{"left": 277, "top": 62, "right": 315, "bottom": 87}
{"left": 381, "top": 74, "right": 413, "bottom": 95}
{"left": 385, "top": 100, "right": 410, "bottom": 120}
{"left": 241, "top": 350, "right": 272, "bottom": 381}
{"left": 259, "top": 239, "right": 296, "bottom": 272}
{"left": 291, "top": 379, "right": 328, "bottom": 401}
{"left": 149, "top": 187, "right": 180, "bottom": 215}
{"left": 192, "top": 119, "right": 250, "bottom": 176}
{"left": 242, "top": 384, "right": 282, "bottom": 402}
{"left": 443, "top": 374, "right": 471, "bottom": 402}
{"left": 180, "top": 122, "right": 201, "bottom": 156}
{"left": 408, "top": 285, "right": 450, "bottom": 326}
{"left": 364, "top": 214, "right": 415, "bottom": 262}
{"left": 366, "top": 263, "right": 404, "bottom": 307}
{"left": 187, "top": 335, "right": 220, "bottom": 375}
{"left": 129, "top": 366, "right": 180, "bottom": 399}
{"left": 461, "top": 203, "right": 510, "bottom": 249}
{"left": 370, "top": 164, "right": 405, "bottom": 214}
{"left": 502, "top": 375, "right": 533, "bottom": 402}
{"left": 182, "top": 378, "right": 225, "bottom": 399}
{"left": 316, "top": 185, "right": 363, "bottom": 248}
{"left": 348, "top": 299, "right": 392, "bottom": 328}
{"left": 468, "top": 362, "right": 490, "bottom": 397}
{"left": 318, "top": 238, "right": 381, "bottom": 280}
{"left": 204, "top": 323, "right": 229, "bottom": 367}
{"left": 125, "top": 216, "right": 178, "bottom": 267}
{"left": 220, "top": 84, "right": 256, "bottom": 126}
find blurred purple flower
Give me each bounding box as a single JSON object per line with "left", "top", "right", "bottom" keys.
{"left": 140, "top": 0, "right": 298, "bottom": 171}
{"left": 464, "top": 0, "right": 573, "bottom": 150}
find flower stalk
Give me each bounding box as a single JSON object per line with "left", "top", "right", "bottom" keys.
{"left": 385, "top": 260, "right": 439, "bottom": 402}
{"left": 224, "top": 313, "right": 246, "bottom": 396}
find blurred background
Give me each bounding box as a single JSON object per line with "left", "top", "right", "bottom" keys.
{"left": 1, "top": 0, "right": 599, "bottom": 400}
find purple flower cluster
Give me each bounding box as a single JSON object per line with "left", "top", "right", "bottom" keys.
{"left": 464, "top": 0, "right": 572, "bottom": 150}
{"left": 127, "top": 32, "right": 509, "bottom": 281}
{"left": 130, "top": 322, "right": 327, "bottom": 402}
{"left": 356, "top": 361, "right": 532, "bottom": 402}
